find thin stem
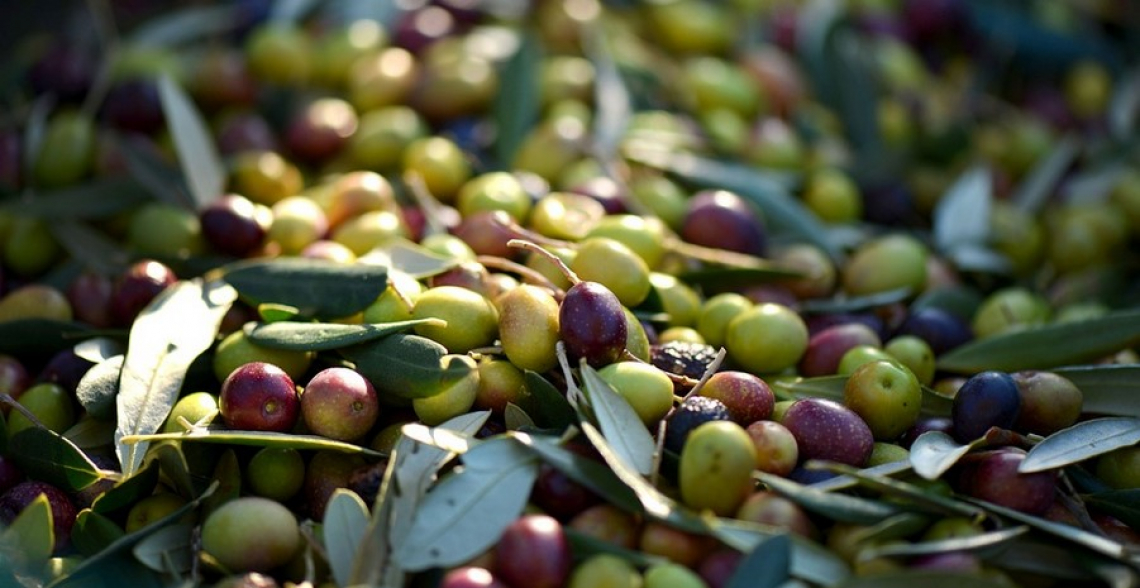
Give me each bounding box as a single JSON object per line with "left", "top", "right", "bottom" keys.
{"left": 508, "top": 239, "right": 581, "bottom": 285}
{"left": 0, "top": 393, "right": 48, "bottom": 430}
{"left": 476, "top": 255, "right": 566, "bottom": 299}
{"left": 403, "top": 171, "right": 449, "bottom": 238}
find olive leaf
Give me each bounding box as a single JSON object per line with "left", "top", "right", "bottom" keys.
{"left": 1054, "top": 364, "right": 1140, "bottom": 416}
{"left": 586, "top": 23, "right": 631, "bottom": 165}
{"left": 812, "top": 462, "right": 983, "bottom": 519}
{"left": 92, "top": 459, "right": 161, "bottom": 515}
{"left": 76, "top": 355, "right": 124, "bottom": 420}
{"left": 0, "top": 494, "right": 53, "bottom": 569}
{"left": 1109, "top": 69, "right": 1140, "bottom": 141}
{"left": 934, "top": 166, "right": 992, "bottom": 253}
{"left": 8, "top": 427, "right": 105, "bottom": 492}
{"left": 514, "top": 432, "right": 641, "bottom": 515}
{"left": 578, "top": 362, "right": 656, "bottom": 476}
{"left": 324, "top": 489, "right": 371, "bottom": 588}
{"left": 342, "top": 333, "right": 473, "bottom": 400}
{"left": 47, "top": 481, "right": 218, "bottom": 588}
{"left": 724, "top": 533, "right": 791, "bottom": 588}
{"left": 153, "top": 441, "right": 201, "bottom": 501}
{"left": 492, "top": 29, "right": 541, "bottom": 168}
{"left": 909, "top": 431, "right": 976, "bottom": 481}
{"left": 834, "top": 571, "right": 1020, "bottom": 588}
{"left": 158, "top": 75, "right": 223, "bottom": 210}
{"left": 1020, "top": 417, "right": 1140, "bottom": 474}
{"left": 73, "top": 337, "right": 125, "bottom": 364}
{"left": 967, "top": 497, "right": 1128, "bottom": 562}
{"left": 799, "top": 288, "right": 912, "bottom": 314}
{"left": 358, "top": 238, "right": 458, "bottom": 279}
{"left": 223, "top": 257, "right": 388, "bottom": 318}
{"left": 71, "top": 509, "right": 125, "bottom": 557}
{"left": 709, "top": 518, "right": 851, "bottom": 587}
{"left": 936, "top": 308, "right": 1140, "bottom": 373}
{"left": 116, "top": 134, "right": 192, "bottom": 209}
{"left": 350, "top": 411, "right": 491, "bottom": 586}
{"left": 271, "top": 0, "right": 322, "bottom": 22}
{"left": 860, "top": 526, "right": 1029, "bottom": 561}
{"left": 523, "top": 371, "right": 576, "bottom": 431}
{"left": 128, "top": 3, "right": 244, "bottom": 46}
{"left": 565, "top": 527, "right": 669, "bottom": 568}
{"left": 115, "top": 279, "right": 236, "bottom": 476}
{"left": 0, "top": 319, "right": 93, "bottom": 358}
{"left": 756, "top": 471, "right": 903, "bottom": 525}
{"left": 22, "top": 94, "right": 52, "bottom": 181}
{"left": 1085, "top": 489, "right": 1140, "bottom": 532}
{"left": 132, "top": 523, "right": 194, "bottom": 574}
{"left": 50, "top": 219, "right": 132, "bottom": 277}
{"left": 3, "top": 177, "right": 150, "bottom": 219}
{"left": 245, "top": 319, "right": 441, "bottom": 351}
{"left": 122, "top": 428, "right": 383, "bottom": 458}
{"left": 395, "top": 436, "right": 539, "bottom": 571}
{"left": 1011, "top": 134, "right": 1080, "bottom": 214}
{"left": 63, "top": 416, "right": 117, "bottom": 449}
{"left": 504, "top": 403, "right": 535, "bottom": 431}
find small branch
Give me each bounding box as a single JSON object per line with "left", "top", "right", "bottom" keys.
{"left": 0, "top": 393, "right": 49, "bottom": 430}
{"left": 508, "top": 239, "right": 581, "bottom": 286}
{"left": 403, "top": 171, "right": 449, "bottom": 238}
{"left": 476, "top": 255, "right": 567, "bottom": 298}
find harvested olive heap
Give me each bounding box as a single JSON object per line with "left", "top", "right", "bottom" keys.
{"left": 1, "top": 0, "right": 1140, "bottom": 587}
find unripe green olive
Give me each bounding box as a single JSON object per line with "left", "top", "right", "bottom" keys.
{"left": 402, "top": 136, "right": 471, "bottom": 204}
{"left": 512, "top": 118, "right": 586, "bottom": 183}
{"left": 679, "top": 420, "right": 757, "bottom": 516}
{"left": 497, "top": 284, "right": 561, "bottom": 373}
{"left": 529, "top": 192, "right": 605, "bottom": 241}
{"left": 312, "top": 20, "right": 386, "bottom": 88}
{"left": 201, "top": 497, "right": 300, "bottom": 573}
{"left": 348, "top": 48, "right": 418, "bottom": 112}
{"left": 842, "top": 234, "right": 928, "bottom": 297}
{"left": 230, "top": 151, "right": 304, "bottom": 206}
{"left": 245, "top": 23, "right": 313, "bottom": 86}
{"left": 457, "top": 172, "right": 532, "bottom": 223}
{"left": 726, "top": 303, "right": 808, "bottom": 375}
{"left": 697, "top": 293, "right": 752, "bottom": 349}
{"left": 570, "top": 237, "right": 652, "bottom": 308}
{"left": 650, "top": 273, "right": 702, "bottom": 328}
{"left": 0, "top": 285, "right": 72, "bottom": 323}
{"left": 349, "top": 106, "right": 429, "bottom": 171}
{"left": 598, "top": 359, "right": 673, "bottom": 427}
{"left": 332, "top": 210, "right": 407, "bottom": 256}
{"left": 412, "top": 286, "right": 499, "bottom": 353}
{"left": 412, "top": 355, "right": 479, "bottom": 425}
{"left": 33, "top": 110, "right": 95, "bottom": 189}
{"left": 269, "top": 197, "right": 329, "bottom": 255}
{"left": 803, "top": 168, "right": 862, "bottom": 224}
{"left": 567, "top": 554, "right": 642, "bottom": 588}
{"left": 213, "top": 330, "right": 313, "bottom": 383}
{"left": 8, "top": 382, "right": 75, "bottom": 437}
{"left": 362, "top": 271, "right": 424, "bottom": 323}
{"left": 4, "top": 217, "right": 62, "bottom": 276}
{"left": 127, "top": 203, "right": 206, "bottom": 259}
{"left": 585, "top": 215, "right": 669, "bottom": 269}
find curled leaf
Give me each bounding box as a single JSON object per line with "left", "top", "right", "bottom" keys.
{"left": 246, "top": 319, "right": 442, "bottom": 351}
{"left": 342, "top": 333, "right": 473, "bottom": 400}
{"left": 223, "top": 258, "right": 388, "bottom": 318}
{"left": 1020, "top": 417, "right": 1140, "bottom": 474}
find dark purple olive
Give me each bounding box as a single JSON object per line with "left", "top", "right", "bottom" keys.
{"left": 681, "top": 189, "right": 768, "bottom": 256}
{"left": 951, "top": 371, "right": 1020, "bottom": 443}
{"left": 894, "top": 307, "right": 973, "bottom": 355}
{"left": 956, "top": 447, "right": 1056, "bottom": 515}
{"left": 200, "top": 194, "right": 270, "bottom": 257}
{"left": 559, "top": 281, "right": 627, "bottom": 368}
{"left": 100, "top": 78, "right": 164, "bottom": 135}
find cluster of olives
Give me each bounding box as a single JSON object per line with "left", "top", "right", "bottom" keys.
{"left": 0, "top": 0, "right": 1138, "bottom": 586}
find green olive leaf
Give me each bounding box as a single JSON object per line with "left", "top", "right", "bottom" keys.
{"left": 492, "top": 29, "right": 541, "bottom": 168}
{"left": 709, "top": 518, "right": 851, "bottom": 587}
{"left": 73, "top": 337, "right": 125, "bottom": 364}
{"left": 116, "top": 134, "right": 192, "bottom": 209}
{"left": 0, "top": 494, "right": 53, "bottom": 569}
{"left": 115, "top": 279, "right": 236, "bottom": 477}
{"left": 158, "top": 74, "right": 223, "bottom": 210}
{"left": 1085, "top": 489, "right": 1140, "bottom": 533}
{"left": 755, "top": 471, "right": 903, "bottom": 525}
{"left": 50, "top": 219, "right": 132, "bottom": 277}
{"left": 122, "top": 428, "right": 383, "bottom": 458}
{"left": 2, "top": 177, "right": 151, "bottom": 219}
{"left": 799, "top": 288, "right": 913, "bottom": 314}
{"left": 350, "top": 411, "right": 491, "bottom": 587}
{"left": 223, "top": 257, "right": 388, "bottom": 318}
{"left": 1054, "top": 364, "right": 1140, "bottom": 416}
{"left": 9, "top": 427, "right": 106, "bottom": 492}
{"left": 586, "top": 23, "right": 630, "bottom": 166}
{"left": 834, "top": 571, "right": 1020, "bottom": 588}
{"left": 92, "top": 459, "right": 161, "bottom": 515}
{"left": 131, "top": 522, "right": 194, "bottom": 574}
{"left": 504, "top": 403, "right": 535, "bottom": 431}
{"left": 47, "top": 481, "right": 218, "bottom": 588}
{"left": 967, "top": 497, "right": 1129, "bottom": 562}
{"left": 342, "top": 333, "right": 473, "bottom": 400}
{"left": 909, "top": 430, "right": 978, "bottom": 481}
{"left": 22, "top": 94, "right": 52, "bottom": 181}
{"left": 1020, "top": 417, "right": 1140, "bottom": 474}
{"left": 564, "top": 527, "right": 669, "bottom": 568}
{"left": 861, "top": 526, "right": 1029, "bottom": 561}
{"left": 76, "top": 355, "right": 124, "bottom": 420}
{"left": 579, "top": 362, "right": 656, "bottom": 476}
{"left": 675, "top": 265, "right": 804, "bottom": 290}
{"left": 0, "top": 319, "right": 94, "bottom": 358}
{"left": 71, "top": 509, "right": 126, "bottom": 557}
{"left": 395, "top": 436, "right": 539, "bottom": 571}
{"left": 724, "top": 533, "right": 791, "bottom": 588}
{"left": 811, "top": 462, "right": 983, "bottom": 519}
{"left": 513, "top": 432, "right": 642, "bottom": 515}
{"left": 128, "top": 3, "right": 244, "bottom": 46}
{"left": 523, "top": 371, "right": 576, "bottom": 431}
{"left": 245, "top": 319, "right": 442, "bottom": 351}
{"left": 62, "top": 416, "right": 117, "bottom": 450}
{"left": 936, "top": 308, "right": 1140, "bottom": 374}
{"left": 152, "top": 441, "right": 200, "bottom": 500}
{"left": 934, "top": 166, "right": 992, "bottom": 253}
{"left": 324, "top": 489, "right": 371, "bottom": 588}
{"left": 358, "top": 239, "right": 458, "bottom": 279}
{"left": 1109, "top": 70, "right": 1140, "bottom": 141}
{"left": 271, "top": 0, "right": 322, "bottom": 22}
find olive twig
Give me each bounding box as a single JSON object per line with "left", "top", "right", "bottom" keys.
{"left": 403, "top": 170, "right": 450, "bottom": 238}
{"left": 0, "top": 393, "right": 49, "bottom": 431}
{"left": 476, "top": 254, "right": 567, "bottom": 298}
{"left": 508, "top": 239, "right": 581, "bottom": 286}
{"left": 555, "top": 341, "right": 584, "bottom": 410}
